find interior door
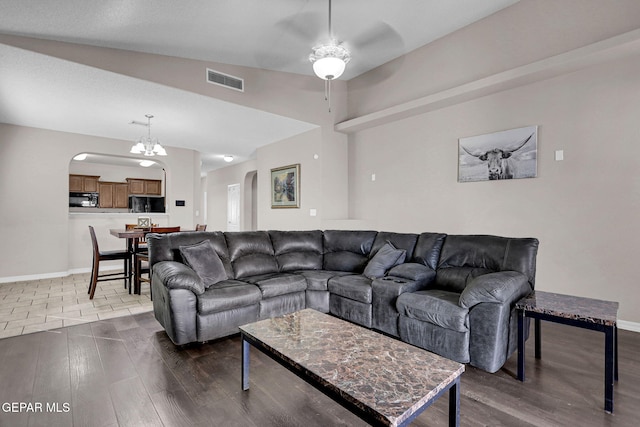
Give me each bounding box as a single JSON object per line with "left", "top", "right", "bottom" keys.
{"left": 227, "top": 184, "right": 240, "bottom": 231}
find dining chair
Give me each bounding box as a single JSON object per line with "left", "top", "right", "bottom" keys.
{"left": 195, "top": 224, "right": 207, "bottom": 231}
{"left": 88, "top": 226, "right": 130, "bottom": 299}
{"left": 134, "top": 226, "right": 181, "bottom": 298}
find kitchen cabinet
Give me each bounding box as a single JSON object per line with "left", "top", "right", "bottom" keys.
{"left": 98, "top": 182, "right": 129, "bottom": 208}
{"left": 69, "top": 174, "right": 99, "bottom": 192}
{"left": 127, "top": 178, "right": 162, "bottom": 195}
{"left": 114, "top": 183, "right": 129, "bottom": 208}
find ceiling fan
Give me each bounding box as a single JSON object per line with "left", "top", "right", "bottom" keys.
{"left": 307, "top": 0, "right": 350, "bottom": 111}
{"left": 256, "top": 1, "right": 404, "bottom": 109}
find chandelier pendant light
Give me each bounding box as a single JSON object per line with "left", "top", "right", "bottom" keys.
{"left": 308, "top": 0, "right": 351, "bottom": 112}
{"left": 130, "top": 114, "right": 167, "bottom": 156}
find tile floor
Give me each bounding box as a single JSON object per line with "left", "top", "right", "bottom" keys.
{"left": 0, "top": 272, "right": 153, "bottom": 339}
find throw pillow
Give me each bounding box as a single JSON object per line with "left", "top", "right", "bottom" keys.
{"left": 363, "top": 242, "right": 407, "bottom": 279}
{"left": 179, "top": 240, "right": 228, "bottom": 288}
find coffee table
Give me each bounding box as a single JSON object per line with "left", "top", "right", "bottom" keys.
{"left": 239, "top": 309, "right": 465, "bottom": 427}
{"left": 516, "top": 291, "right": 619, "bottom": 413}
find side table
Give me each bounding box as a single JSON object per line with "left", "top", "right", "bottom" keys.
{"left": 516, "top": 291, "right": 619, "bottom": 413}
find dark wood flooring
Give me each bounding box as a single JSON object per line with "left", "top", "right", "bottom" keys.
{"left": 0, "top": 312, "right": 638, "bottom": 427}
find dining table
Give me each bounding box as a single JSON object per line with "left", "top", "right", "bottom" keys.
{"left": 109, "top": 227, "right": 183, "bottom": 295}
{"left": 109, "top": 228, "right": 149, "bottom": 294}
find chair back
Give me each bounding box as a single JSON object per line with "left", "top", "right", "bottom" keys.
{"left": 88, "top": 226, "right": 100, "bottom": 258}
{"left": 151, "top": 226, "right": 181, "bottom": 233}
{"left": 195, "top": 224, "right": 207, "bottom": 231}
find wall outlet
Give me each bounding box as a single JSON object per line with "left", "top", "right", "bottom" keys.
{"left": 371, "top": 173, "right": 376, "bottom": 181}
{"left": 310, "top": 209, "right": 317, "bottom": 217}
{"left": 555, "top": 150, "right": 564, "bottom": 161}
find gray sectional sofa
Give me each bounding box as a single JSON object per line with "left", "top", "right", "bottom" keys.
{"left": 148, "top": 229, "right": 538, "bottom": 373}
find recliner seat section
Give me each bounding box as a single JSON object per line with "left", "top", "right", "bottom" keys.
{"left": 396, "top": 234, "right": 539, "bottom": 372}
{"left": 148, "top": 230, "right": 538, "bottom": 373}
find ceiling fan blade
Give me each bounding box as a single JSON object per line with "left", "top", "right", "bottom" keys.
{"left": 349, "top": 21, "right": 404, "bottom": 56}
{"left": 275, "top": 11, "right": 324, "bottom": 45}
{"left": 254, "top": 11, "right": 324, "bottom": 71}
{"left": 346, "top": 21, "right": 405, "bottom": 82}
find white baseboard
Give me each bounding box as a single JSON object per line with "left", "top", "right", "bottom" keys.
{"left": 0, "top": 265, "right": 122, "bottom": 284}
{"left": 617, "top": 320, "right": 640, "bottom": 333}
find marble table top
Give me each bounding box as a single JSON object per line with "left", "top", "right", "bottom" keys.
{"left": 516, "top": 291, "right": 618, "bottom": 326}
{"left": 239, "top": 309, "right": 464, "bottom": 427}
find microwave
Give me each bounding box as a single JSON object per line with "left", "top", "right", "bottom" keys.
{"left": 69, "top": 192, "right": 99, "bottom": 207}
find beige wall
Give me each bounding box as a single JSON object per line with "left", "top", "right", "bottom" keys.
{"left": 205, "top": 159, "right": 257, "bottom": 231}
{"left": 349, "top": 55, "right": 640, "bottom": 325}
{"left": 0, "top": 124, "right": 200, "bottom": 280}
{"left": 345, "top": 0, "right": 640, "bottom": 325}
{"left": 347, "top": 0, "right": 640, "bottom": 118}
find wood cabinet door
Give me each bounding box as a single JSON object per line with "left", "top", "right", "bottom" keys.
{"left": 114, "top": 183, "right": 129, "bottom": 208}
{"left": 98, "top": 182, "right": 113, "bottom": 208}
{"left": 83, "top": 176, "right": 99, "bottom": 192}
{"left": 69, "top": 175, "right": 83, "bottom": 192}
{"left": 145, "top": 180, "right": 162, "bottom": 195}
{"left": 128, "top": 179, "right": 146, "bottom": 194}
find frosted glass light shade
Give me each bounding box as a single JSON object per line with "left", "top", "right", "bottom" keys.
{"left": 312, "top": 57, "right": 347, "bottom": 80}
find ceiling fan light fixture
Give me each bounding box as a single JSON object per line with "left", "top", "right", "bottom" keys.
{"left": 309, "top": 43, "right": 350, "bottom": 80}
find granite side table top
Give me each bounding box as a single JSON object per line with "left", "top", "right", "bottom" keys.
{"left": 516, "top": 290, "right": 618, "bottom": 326}
{"left": 240, "top": 308, "right": 465, "bottom": 427}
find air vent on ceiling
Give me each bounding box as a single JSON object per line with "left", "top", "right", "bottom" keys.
{"left": 206, "top": 68, "right": 244, "bottom": 92}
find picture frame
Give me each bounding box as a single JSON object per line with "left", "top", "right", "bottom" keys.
{"left": 271, "top": 164, "right": 300, "bottom": 208}
{"left": 458, "top": 125, "right": 538, "bottom": 182}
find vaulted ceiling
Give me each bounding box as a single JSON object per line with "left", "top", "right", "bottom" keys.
{"left": 0, "top": 0, "right": 519, "bottom": 173}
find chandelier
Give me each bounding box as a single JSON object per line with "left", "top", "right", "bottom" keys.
{"left": 130, "top": 114, "right": 167, "bottom": 156}
{"left": 308, "top": 0, "right": 351, "bottom": 111}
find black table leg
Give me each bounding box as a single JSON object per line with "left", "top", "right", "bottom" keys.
{"left": 534, "top": 318, "right": 541, "bottom": 359}
{"left": 126, "top": 238, "right": 133, "bottom": 293}
{"left": 614, "top": 326, "right": 619, "bottom": 382}
{"left": 242, "top": 335, "right": 250, "bottom": 391}
{"left": 517, "top": 309, "right": 525, "bottom": 382}
{"left": 604, "top": 325, "right": 615, "bottom": 413}
{"left": 448, "top": 379, "right": 460, "bottom": 427}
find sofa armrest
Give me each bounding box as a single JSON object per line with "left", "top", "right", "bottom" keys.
{"left": 387, "top": 262, "right": 436, "bottom": 284}
{"left": 153, "top": 261, "right": 205, "bottom": 296}
{"left": 459, "top": 271, "right": 531, "bottom": 309}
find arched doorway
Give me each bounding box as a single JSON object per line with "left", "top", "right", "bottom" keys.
{"left": 243, "top": 170, "right": 258, "bottom": 231}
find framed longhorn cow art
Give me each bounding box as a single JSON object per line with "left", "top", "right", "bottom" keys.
{"left": 458, "top": 125, "right": 538, "bottom": 182}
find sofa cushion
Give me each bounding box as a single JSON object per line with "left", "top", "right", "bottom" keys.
{"left": 328, "top": 274, "right": 373, "bottom": 304}
{"left": 252, "top": 273, "right": 308, "bottom": 298}
{"left": 147, "top": 231, "right": 233, "bottom": 277}
{"left": 363, "top": 242, "right": 406, "bottom": 279}
{"left": 396, "top": 289, "right": 469, "bottom": 333}
{"left": 436, "top": 266, "right": 494, "bottom": 293}
{"left": 269, "top": 230, "right": 323, "bottom": 272}
{"left": 412, "top": 233, "right": 447, "bottom": 269}
{"left": 179, "top": 240, "right": 228, "bottom": 288}
{"left": 296, "top": 270, "right": 351, "bottom": 291}
{"left": 153, "top": 261, "right": 205, "bottom": 295}
{"left": 323, "top": 230, "right": 377, "bottom": 272}
{"left": 197, "top": 280, "right": 262, "bottom": 315}
{"left": 225, "top": 231, "right": 279, "bottom": 278}
{"left": 371, "top": 232, "right": 419, "bottom": 261}
{"left": 459, "top": 271, "right": 531, "bottom": 308}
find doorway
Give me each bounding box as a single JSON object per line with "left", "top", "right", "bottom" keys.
{"left": 227, "top": 183, "right": 240, "bottom": 231}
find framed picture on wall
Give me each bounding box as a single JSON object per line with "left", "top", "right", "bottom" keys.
{"left": 458, "top": 125, "right": 538, "bottom": 182}
{"left": 271, "top": 164, "right": 300, "bottom": 208}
